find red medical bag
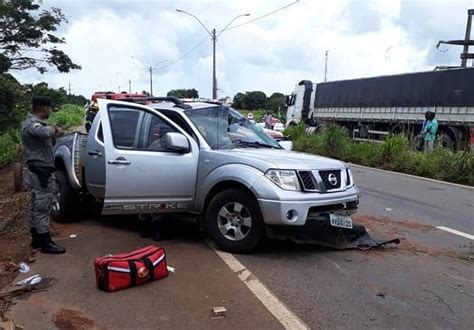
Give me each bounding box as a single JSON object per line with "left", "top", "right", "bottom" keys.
{"left": 94, "top": 245, "right": 168, "bottom": 292}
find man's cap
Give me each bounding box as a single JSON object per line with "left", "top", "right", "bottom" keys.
{"left": 32, "top": 96, "right": 52, "bottom": 107}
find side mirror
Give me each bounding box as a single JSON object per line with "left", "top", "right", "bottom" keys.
{"left": 285, "top": 95, "right": 290, "bottom": 106}
{"left": 165, "top": 132, "right": 190, "bottom": 153}
{"left": 279, "top": 140, "right": 293, "bottom": 151}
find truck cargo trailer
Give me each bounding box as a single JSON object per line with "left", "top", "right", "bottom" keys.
{"left": 286, "top": 68, "right": 474, "bottom": 150}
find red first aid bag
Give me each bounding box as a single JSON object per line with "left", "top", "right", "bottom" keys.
{"left": 94, "top": 245, "right": 168, "bottom": 292}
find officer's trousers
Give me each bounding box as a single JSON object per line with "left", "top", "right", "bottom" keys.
{"left": 25, "top": 170, "right": 56, "bottom": 234}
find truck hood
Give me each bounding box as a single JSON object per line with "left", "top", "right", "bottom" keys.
{"left": 221, "top": 148, "right": 346, "bottom": 171}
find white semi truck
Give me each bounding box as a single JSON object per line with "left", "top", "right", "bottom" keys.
{"left": 285, "top": 68, "right": 474, "bottom": 150}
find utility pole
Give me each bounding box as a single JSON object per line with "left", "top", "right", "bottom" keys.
{"left": 324, "top": 50, "right": 329, "bottom": 82}
{"left": 437, "top": 9, "right": 474, "bottom": 67}
{"left": 68, "top": 82, "right": 71, "bottom": 95}
{"left": 149, "top": 66, "right": 153, "bottom": 96}
{"left": 212, "top": 29, "right": 217, "bottom": 100}
{"left": 129, "top": 79, "right": 132, "bottom": 93}
{"left": 462, "top": 9, "right": 473, "bottom": 67}
{"left": 176, "top": 10, "right": 250, "bottom": 100}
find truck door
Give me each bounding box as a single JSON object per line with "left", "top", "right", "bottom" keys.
{"left": 84, "top": 111, "right": 106, "bottom": 198}
{"left": 98, "top": 99, "right": 199, "bottom": 215}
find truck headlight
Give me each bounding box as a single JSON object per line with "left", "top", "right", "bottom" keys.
{"left": 346, "top": 168, "right": 354, "bottom": 188}
{"left": 265, "top": 170, "right": 301, "bottom": 191}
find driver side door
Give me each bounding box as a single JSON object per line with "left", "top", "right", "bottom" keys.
{"left": 98, "top": 100, "right": 199, "bottom": 215}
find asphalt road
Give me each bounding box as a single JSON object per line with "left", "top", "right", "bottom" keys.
{"left": 6, "top": 166, "right": 474, "bottom": 329}
{"left": 235, "top": 166, "right": 474, "bottom": 329}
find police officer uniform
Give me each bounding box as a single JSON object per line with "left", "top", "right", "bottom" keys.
{"left": 22, "top": 97, "right": 65, "bottom": 254}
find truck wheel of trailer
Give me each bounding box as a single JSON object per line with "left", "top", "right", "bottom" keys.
{"left": 205, "top": 188, "right": 265, "bottom": 254}
{"left": 51, "top": 170, "right": 81, "bottom": 223}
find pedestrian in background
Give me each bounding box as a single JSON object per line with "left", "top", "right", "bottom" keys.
{"left": 264, "top": 112, "right": 273, "bottom": 129}
{"left": 22, "top": 96, "right": 66, "bottom": 254}
{"left": 421, "top": 111, "right": 438, "bottom": 151}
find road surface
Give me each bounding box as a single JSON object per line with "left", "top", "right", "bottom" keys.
{"left": 5, "top": 166, "right": 474, "bottom": 329}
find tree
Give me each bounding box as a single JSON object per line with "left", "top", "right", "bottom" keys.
{"left": 0, "top": 0, "right": 81, "bottom": 73}
{"left": 267, "top": 92, "right": 286, "bottom": 114}
{"left": 232, "top": 92, "right": 245, "bottom": 109}
{"left": 232, "top": 91, "right": 267, "bottom": 110}
{"left": 167, "top": 88, "right": 199, "bottom": 99}
{"left": 0, "top": 73, "right": 29, "bottom": 130}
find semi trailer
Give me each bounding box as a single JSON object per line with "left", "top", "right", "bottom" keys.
{"left": 285, "top": 68, "right": 474, "bottom": 150}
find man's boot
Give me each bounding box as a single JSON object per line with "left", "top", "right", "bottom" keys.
{"left": 38, "top": 232, "right": 66, "bottom": 254}
{"left": 30, "top": 228, "right": 41, "bottom": 249}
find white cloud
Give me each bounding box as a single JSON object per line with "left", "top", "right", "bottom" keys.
{"left": 12, "top": 0, "right": 473, "bottom": 99}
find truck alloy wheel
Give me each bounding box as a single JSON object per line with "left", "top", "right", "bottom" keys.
{"left": 206, "top": 189, "right": 264, "bottom": 253}
{"left": 217, "top": 202, "right": 252, "bottom": 241}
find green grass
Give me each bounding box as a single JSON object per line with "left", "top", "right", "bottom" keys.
{"left": 0, "top": 104, "right": 84, "bottom": 168}
{"left": 284, "top": 124, "right": 474, "bottom": 186}
{"left": 47, "top": 104, "right": 84, "bottom": 129}
{"left": 0, "top": 129, "right": 21, "bottom": 167}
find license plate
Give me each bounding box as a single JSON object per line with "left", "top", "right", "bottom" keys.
{"left": 329, "top": 214, "right": 353, "bottom": 229}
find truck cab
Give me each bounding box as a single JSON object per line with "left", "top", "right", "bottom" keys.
{"left": 285, "top": 80, "right": 316, "bottom": 127}
{"left": 53, "top": 97, "right": 359, "bottom": 253}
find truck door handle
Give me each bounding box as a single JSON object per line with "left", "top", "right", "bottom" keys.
{"left": 88, "top": 150, "right": 103, "bottom": 157}
{"left": 108, "top": 157, "right": 131, "bottom": 165}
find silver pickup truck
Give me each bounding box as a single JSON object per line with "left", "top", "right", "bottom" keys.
{"left": 53, "top": 97, "right": 359, "bottom": 253}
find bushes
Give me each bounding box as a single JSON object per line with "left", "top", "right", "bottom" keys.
{"left": 0, "top": 104, "right": 84, "bottom": 167}
{"left": 0, "top": 129, "right": 21, "bottom": 167}
{"left": 285, "top": 124, "right": 474, "bottom": 186}
{"left": 47, "top": 104, "right": 84, "bottom": 129}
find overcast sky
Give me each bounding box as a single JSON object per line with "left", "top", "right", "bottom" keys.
{"left": 13, "top": 0, "right": 474, "bottom": 99}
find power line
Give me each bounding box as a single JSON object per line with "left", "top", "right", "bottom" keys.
{"left": 224, "top": 0, "right": 299, "bottom": 32}
{"left": 154, "top": 35, "right": 209, "bottom": 71}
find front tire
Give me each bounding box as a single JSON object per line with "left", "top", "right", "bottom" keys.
{"left": 206, "top": 189, "right": 265, "bottom": 254}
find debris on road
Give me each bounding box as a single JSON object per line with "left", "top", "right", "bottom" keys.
{"left": 15, "top": 274, "right": 41, "bottom": 286}
{"left": 212, "top": 306, "right": 227, "bottom": 318}
{"left": 289, "top": 217, "right": 400, "bottom": 250}
{"left": 69, "top": 234, "right": 77, "bottom": 239}
{"left": 17, "top": 263, "right": 29, "bottom": 274}
{"left": 376, "top": 292, "right": 386, "bottom": 298}
{"left": 385, "top": 208, "right": 392, "bottom": 212}
{"left": 167, "top": 266, "right": 175, "bottom": 273}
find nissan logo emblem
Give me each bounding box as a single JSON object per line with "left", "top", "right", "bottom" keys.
{"left": 328, "top": 173, "right": 338, "bottom": 186}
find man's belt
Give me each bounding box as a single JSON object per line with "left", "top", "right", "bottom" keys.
{"left": 28, "top": 165, "right": 55, "bottom": 188}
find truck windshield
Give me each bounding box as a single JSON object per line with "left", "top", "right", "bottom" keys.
{"left": 185, "top": 106, "right": 281, "bottom": 150}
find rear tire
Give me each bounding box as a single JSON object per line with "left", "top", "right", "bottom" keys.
{"left": 51, "top": 170, "right": 81, "bottom": 223}
{"left": 206, "top": 189, "right": 264, "bottom": 254}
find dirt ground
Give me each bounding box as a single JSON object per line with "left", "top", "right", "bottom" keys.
{"left": 0, "top": 165, "right": 32, "bottom": 289}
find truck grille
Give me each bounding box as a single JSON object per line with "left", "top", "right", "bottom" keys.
{"left": 319, "top": 170, "right": 342, "bottom": 190}
{"left": 298, "top": 171, "right": 316, "bottom": 191}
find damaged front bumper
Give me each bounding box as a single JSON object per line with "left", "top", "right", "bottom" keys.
{"left": 257, "top": 187, "right": 360, "bottom": 226}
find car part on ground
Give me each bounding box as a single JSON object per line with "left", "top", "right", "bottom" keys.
{"left": 267, "top": 215, "right": 400, "bottom": 250}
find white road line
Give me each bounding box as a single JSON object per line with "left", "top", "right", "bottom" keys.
{"left": 350, "top": 163, "right": 474, "bottom": 190}
{"left": 436, "top": 226, "right": 474, "bottom": 240}
{"left": 210, "top": 243, "right": 309, "bottom": 330}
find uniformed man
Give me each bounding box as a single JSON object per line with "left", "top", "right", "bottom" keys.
{"left": 22, "top": 96, "right": 66, "bottom": 254}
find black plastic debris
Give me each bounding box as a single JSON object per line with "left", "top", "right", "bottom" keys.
{"left": 268, "top": 216, "right": 400, "bottom": 250}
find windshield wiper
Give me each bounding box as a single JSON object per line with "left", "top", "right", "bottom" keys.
{"left": 231, "top": 140, "right": 278, "bottom": 149}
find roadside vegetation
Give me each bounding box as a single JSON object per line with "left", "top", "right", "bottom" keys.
{"left": 0, "top": 104, "right": 84, "bottom": 168}
{"left": 47, "top": 104, "right": 84, "bottom": 129}
{"left": 285, "top": 124, "right": 474, "bottom": 186}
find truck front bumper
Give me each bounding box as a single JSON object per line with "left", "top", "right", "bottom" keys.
{"left": 256, "top": 187, "right": 359, "bottom": 226}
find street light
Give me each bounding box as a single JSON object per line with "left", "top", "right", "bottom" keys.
{"left": 176, "top": 9, "right": 250, "bottom": 99}
{"left": 131, "top": 56, "right": 169, "bottom": 96}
